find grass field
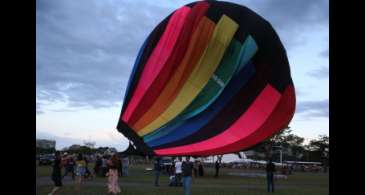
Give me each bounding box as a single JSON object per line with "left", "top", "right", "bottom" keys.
{"left": 36, "top": 162, "right": 329, "bottom": 195}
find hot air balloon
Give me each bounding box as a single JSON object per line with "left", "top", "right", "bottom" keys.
{"left": 117, "top": 1, "right": 295, "bottom": 156}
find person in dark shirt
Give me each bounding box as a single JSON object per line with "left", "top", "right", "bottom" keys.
{"left": 48, "top": 151, "right": 63, "bottom": 195}
{"left": 198, "top": 161, "right": 204, "bottom": 177}
{"left": 117, "top": 158, "right": 123, "bottom": 177}
{"left": 215, "top": 160, "right": 220, "bottom": 177}
{"left": 182, "top": 156, "right": 194, "bottom": 195}
{"left": 101, "top": 156, "right": 108, "bottom": 177}
{"left": 63, "top": 155, "right": 75, "bottom": 180}
{"left": 94, "top": 155, "right": 102, "bottom": 177}
{"left": 154, "top": 157, "right": 162, "bottom": 186}
{"left": 193, "top": 161, "right": 198, "bottom": 178}
{"left": 170, "top": 160, "right": 175, "bottom": 177}
{"left": 84, "top": 157, "right": 93, "bottom": 179}
{"left": 266, "top": 159, "right": 276, "bottom": 193}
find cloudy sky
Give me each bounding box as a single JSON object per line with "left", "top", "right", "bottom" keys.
{"left": 36, "top": 0, "right": 329, "bottom": 151}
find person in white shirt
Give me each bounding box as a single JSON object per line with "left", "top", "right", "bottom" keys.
{"left": 175, "top": 157, "right": 183, "bottom": 186}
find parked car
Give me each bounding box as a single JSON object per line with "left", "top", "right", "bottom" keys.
{"left": 161, "top": 159, "right": 173, "bottom": 167}
{"left": 160, "top": 158, "right": 173, "bottom": 174}
{"left": 38, "top": 154, "right": 55, "bottom": 166}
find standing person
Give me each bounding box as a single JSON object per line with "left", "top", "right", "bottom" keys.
{"left": 94, "top": 155, "right": 102, "bottom": 177}
{"left": 154, "top": 157, "right": 162, "bottom": 186}
{"left": 198, "top": 161, "right": 204, "bottom": 177}
{"left": 182, "top": 156, "right": 194, "bottom": 195}
{"left": 193, "top": 161, "right": 198, "bottom": 178}
{"left": 74, "top": 153, "right": 86, "bottom": 191}
{"left": 168, "top": 163, "right": 174, "bottom": 177}
{"left": 122, "top": 156, "right": 129, "bottom": 176}
{"left": 62, "top": 155, "right": 69, "bottom": 177}
{"left": 175, "top": 157, "right": 183, "bottom": 186}
{"left": 48, "top": 151, "right": 63, "bottom": 195}
{"left": 84, "top": 156, "right": 93, "bottom": 180}
{"left": 266, "top": 159, "right": 276, "bottom": 193}
{"left": 101, "top": 156, "right": 108, "bottom": 177}
{"left": 117, "top": 157, "right": 123, "bottom": 177}
{"left": 215, "top": 160, "right": 220, "bottom": 177}
{"left": 170, "top": 158, "right": 176, "bottom": 177}
{"left": 288, "top": 164, "right": 293, "bottom": 175}
{"left": 63, "top": 155, "right": 75, "bottom": 180}
{"left": 107, "top": 154, "right": 121, "bottom": 195}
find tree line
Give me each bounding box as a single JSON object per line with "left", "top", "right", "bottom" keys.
{"left": 249, "top": 127, "right": 329, "bottom": 166}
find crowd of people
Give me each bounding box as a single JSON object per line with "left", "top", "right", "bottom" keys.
{"left": 153, "top": 156, "right": 279, "bottom": 194}
{"left": 45, "top": 152, "right": 323, "bottom": 194}
{"left": 49, "top": 153, "right": 220, "bottom": 195}
{"left": 48, "top": 151, "right": 128, "bottom": 195}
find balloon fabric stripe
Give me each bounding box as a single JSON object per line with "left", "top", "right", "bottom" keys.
{"left": 131, "top": 17, "right": 216, "bottom": 130}
{"left": 122, "top": 6, "right": 191, "bottom": 122}
{"left": 137, "top": 15, "right": 239, "bottom": 136}
{"left": 127, "top": 2, "right": 210, "bottom": 126}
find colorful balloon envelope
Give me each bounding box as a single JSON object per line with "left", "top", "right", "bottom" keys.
{"left": 117, "top": 1, "right": 296, "bottom": 156}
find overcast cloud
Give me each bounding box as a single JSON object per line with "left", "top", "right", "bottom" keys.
{"left": 296, "top": 99, "right": 329, "bottom": 118}
{"left": 307, "top": 66, "right": 329, "bottom": 79}
{"left": 36, "top": 0, "right": 328, "bottom": 114}
{"left": 36, "top": 0, "right": 329, "bottom": 150}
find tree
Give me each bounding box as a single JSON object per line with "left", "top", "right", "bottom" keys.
{"left": 307, "top": 135, "right": 329, "bottom": 165}
{"left": 249, "top": 127, "right": 307, "bottom": 161}
{"left": 64, "top": 144, "right": 96, "bottom": 155}
{"left": 83, "top": 141, "right": 96, "bottom": 149}
{"left": 270, "top": 126, "right": 292, "bottom": 144}
{"left": 251, "top": 127, "right": 291, "bottom": 154}
{"left": 36, "top": 147, "right": 55, "bottom": 155}
{"left": 61, "top": 147, "right": 69, "bottom": 151}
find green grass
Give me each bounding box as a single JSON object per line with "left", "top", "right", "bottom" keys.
{"left": 36, "top": 164, "right": 53, "bottom": 177}
{"left": 36, "top": 185, "right": 328, "bottom": 195}
{"left": 36, "top": 162, "right": 329, "bottom": 195}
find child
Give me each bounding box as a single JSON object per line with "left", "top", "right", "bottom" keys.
{"left": 74, "top": 153, "right": 86, "bottom": 191}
